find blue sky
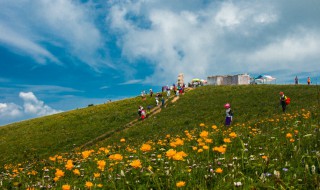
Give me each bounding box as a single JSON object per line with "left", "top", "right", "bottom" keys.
{"left": 1, "top": 0, "right": 320, "bottom": 126}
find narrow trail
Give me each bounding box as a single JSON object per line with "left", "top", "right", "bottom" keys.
{"left": 77, "top": 88, "right": 193, "bottom": 150}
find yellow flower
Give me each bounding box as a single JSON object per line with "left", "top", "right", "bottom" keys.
{"left": 223, "top": 138, "right": 231, "bottom": 143}
{"left": 294, "top": 130, "right": 299, "bottom": 135}
{"left": 94, "top": 173, "right": 101, "bottom": 178}
{"left": 261, "top": 155, "right": 268, "bottom": 160}
{"left": 27, "top": 170, "right": 37, "bottom": 175}
{"left": 157, "top": 154, "right": 162, "bottom": 158}
{"left": 65, "top": 160, "right": 74, "bottom": 170}
{"left": 212, "top": 125, "right": 217, "bottom": 129}
{"left": 97, "top": 184, "right": 103, "bottom": 188}
{"left": 73, "top": 169, "right": 80, "bottom": 176}
{"left": 109, "top": 154, "right": 123, "bottom": 161}
{"left": 49, "top": 156, "right": 56, "bottom": 162}
{"left": 85, "top": 181, "right": 93, "bottom": 189}
{"left": 62, "top": 184, "right": 71, "bottom": 190}
{"left": 130, "top": 159, "right": 142, "bottom": 169}
{"left": 97, "top": 160, "right": 106, "bottom": 171}
{"left": 197, "top": 149, "right": 203, "bottom": 153}
{"left": 173, "top": 154, "right": 183, "bottom": 160}
{"left": 200, "top": 130, "right": 209, "bottom": 138}
{"left": 176, "top": 181, "right": 186, "bottom": 187}
{"left": 229, "top": 132, "right": 237, "bottom": 138}
{"left": 120, "top": 138, "right": 126, "bottom": 142}
{"left": 140, "top": 143, "right": 152, "bottom": 152}
{"left": 192, "top": 146, "right": 198, "bottom": 151}
{"left": 199, "top": 123, "right": 205, "bottom": 127}
{"left": 205, "top": 138, "right": 213, "bottom": 143}
{"left": 82, "top": 150, "right": 92, "bottom": 159}
{"left": 53, "top": 177, "right": 59, "bottom": 182}
{"left": 215, "top": 168, "right": 223, "bottom": 173}
{"left": 213, "top": 146, "right": 226, "bottom": 154}
{"left": 55, "top": 169, "right": 64, "bottom": 178}
{"left": 203, "top": 145, "right": 209, "bottom": 150}
{"left": 166, "top": 149, "right": 177, "bottom": 159}
{"left": 286, "top": 133, "right": 293, "bottom": 138}
{"left": 290, "top": 138, "right": 295, "bottom": 143}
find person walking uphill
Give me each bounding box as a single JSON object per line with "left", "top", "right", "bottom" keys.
{"left": 224, "top": 103, "right": 233, "bottom": 127}
{"left": 279, "top": 92, "right": 288, "bottom": 112}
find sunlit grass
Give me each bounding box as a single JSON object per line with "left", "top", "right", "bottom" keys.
{"left": 1, "top": 85, "right": 319, "bottom": 189}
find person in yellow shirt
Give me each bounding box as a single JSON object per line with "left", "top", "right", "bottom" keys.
{"left": 307, "top": 77, "right": 311, "bottom": 85}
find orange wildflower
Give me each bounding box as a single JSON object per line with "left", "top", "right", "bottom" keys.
{"left": 130, "top": 159, "right": 142, "bottom": 169}
{"left": 140, "top": 143, "right": 152, "bottom": 152}
{"left": 176, "top": 181, "right": 186, "bottom": 187}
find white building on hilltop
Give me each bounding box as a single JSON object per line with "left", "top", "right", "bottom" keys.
{"left": 207, "top": 74, "right": 250, "bottom": 85}
{"left": 177, "top": 73, "right": 184, "bottom": 86}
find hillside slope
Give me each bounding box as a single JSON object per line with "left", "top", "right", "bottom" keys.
{"left": 1, "top": 85, "right": 320, "bottom": 189}
{"left": 1, "top": 85, "right": 319, "bottom": 166}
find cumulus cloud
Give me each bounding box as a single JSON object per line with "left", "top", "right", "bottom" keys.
{"left": 19, "top": 92, "right": 62, "bottom": 116}
{"left": 0, "top": 103, "right": 22, "bottom": 118}
{"left": 106, "top": 0, "right": 320, "bottom": 84}
{"left": 0, "top": 92, "right": 62, "bottom": 126}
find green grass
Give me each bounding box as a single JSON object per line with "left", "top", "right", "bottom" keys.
{"left": 1, "top": 85, "right": 319, "bottom": 189}
{"left": 0, "top": 95, "right": 154, "bottom": 166}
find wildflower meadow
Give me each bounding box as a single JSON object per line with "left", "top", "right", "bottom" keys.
{"left": 1, "top": 85, "right": 319, "bottom": 189}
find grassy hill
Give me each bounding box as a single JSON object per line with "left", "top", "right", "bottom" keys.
{"left": 1, "top": 85, "right": 319, "bottom": 189}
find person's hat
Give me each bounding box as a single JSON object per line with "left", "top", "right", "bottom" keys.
{"left": 224, "top": 103, "right": 230, "bottom": 109}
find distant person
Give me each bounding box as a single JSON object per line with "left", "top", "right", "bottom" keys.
{"left": 149, "top": 89, "right": 153, "bottom": 97}
{"left": 279, "top": 92, "right": 288, "bottom": 112}
{"left": 155, "top": 96, "right": 159, "bottom": 106}
{"left": 307, "top": 77, "right": 311, "bottom": 85}
{"left": 295, "top": 76, "right": 299, "bottom": 85}
{"left": 224, "top": 103, "right": 233, "bottom": 127}
{"left": 138, "top": 106, "right": 143, "bottom": 117}
{"left": 161, "top": 97, "right": 165, "bottom": 107}
{"left": 141, "top": 108, "right": 146, "bottom": 120}
{"left": 146, "top": 105, "right": 152, "bottom": 115}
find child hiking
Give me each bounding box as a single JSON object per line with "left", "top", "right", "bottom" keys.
{"left": 279, "top": 92, "right": 289, "bottom": 112}
{"left": 224, "top": 103, "right": 233, "bottom": 127}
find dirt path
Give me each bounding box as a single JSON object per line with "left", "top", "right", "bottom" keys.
{"left": 77, "top": 88, "right": 193, "bottom": 150}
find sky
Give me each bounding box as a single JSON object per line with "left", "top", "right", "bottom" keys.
{"left": 1, "top": 0, "right": 320, "bottom": 126}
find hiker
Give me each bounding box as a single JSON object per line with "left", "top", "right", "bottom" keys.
{"left": 147, "top": 105, "right": 152, "bottom": 116}
{"left": 161, "top": 97, "right": 165, "bottom": 107}
{"left": 224, "top": 103, "right": 233, "bottom": 127}
{"left": 295, "top": 76, "right": 298, "bottom": 85}
{"left": 279, "top": 92, "right": 287, "bottom": 112}
{"left": 138, "top": 106, "right": 143, "bottom": 117}
{"left": 307, "top": 77, "right": 311, "bottom": 85}
{"left": 166, "top": 86, "right": 171, "bottom": 97}
{"left": 155, "top": 96, "right": 159, "bottom": 106}
{"left": 141, "top": 107, "right": 146, "bottom": 120}
{"left": 149, "top": 89, "right": 153, "bottom": 97}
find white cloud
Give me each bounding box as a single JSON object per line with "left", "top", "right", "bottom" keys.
{"left": 107, "top": 0, "right": 320, "bottom": 84}
{"left": 19, "top": 92, "right": 62, "bottom": 116}
{"left": 0, "top": 0, "right": 110, "bottom": 68}
{"left": 0, "top": 103, "right": 22, "bottom": 118}
{"left": 246, "top": 30, "right": 320, "bottom": 72}
{"left": 0, "top": 92, "right": 62, "bottom": 126}
{"left": 0, "top": 24, "right": 60, "bottom": 64}
{"left": 119, "top": 79, "right": 142, "bottom": 85}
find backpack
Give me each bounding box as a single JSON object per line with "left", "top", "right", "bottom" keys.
{"left": 285, "top": 97, "right": 291, "bottom": 105}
